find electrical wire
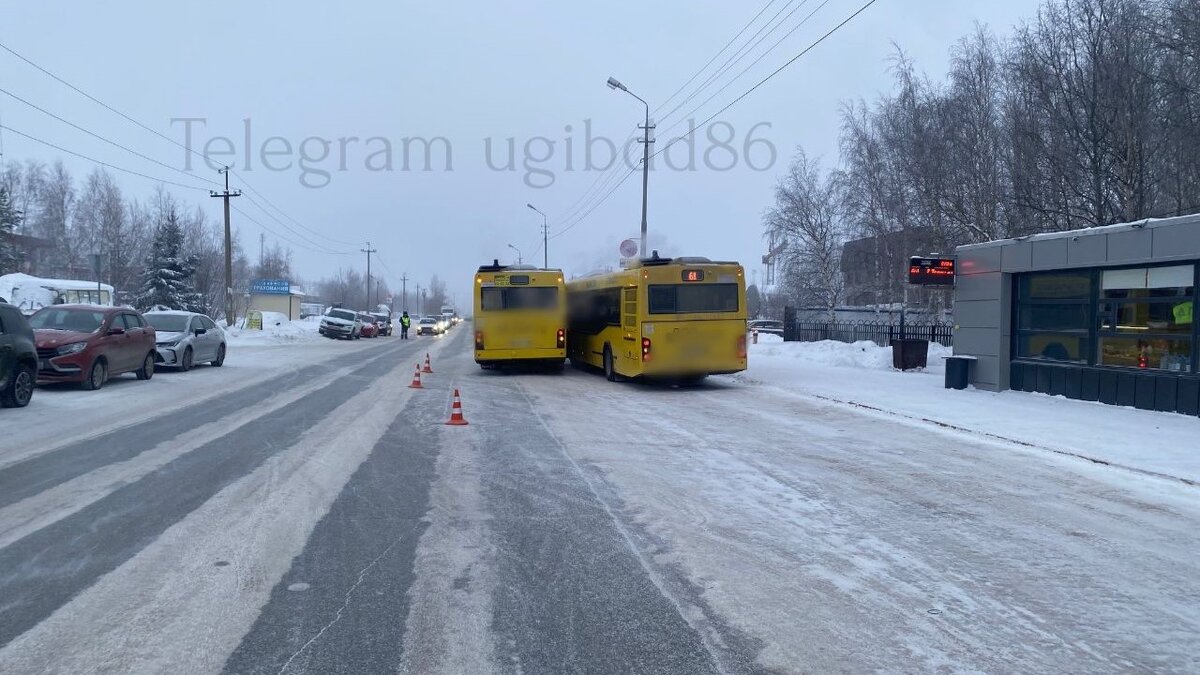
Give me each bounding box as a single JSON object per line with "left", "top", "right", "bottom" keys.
{"left": 228, "top": 168, "right": 362, "bottom": 247}
{"left": 0, "top": 123, "right": 210, "bottom": 192}
{"left": 0, "top": 85, "right": 221, "bottom": 190}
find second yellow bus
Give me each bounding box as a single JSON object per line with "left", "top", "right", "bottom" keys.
{"left": 566, "top": 253, "right": 747, "bottom": 382}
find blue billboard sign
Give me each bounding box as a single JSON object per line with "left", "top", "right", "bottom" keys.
{"left": 250, "top": 278, "right": 291, "bottom": 295}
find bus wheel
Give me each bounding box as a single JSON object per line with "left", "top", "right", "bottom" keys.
{"left": 603, "top": 346, "right": 617, "bottom": 382}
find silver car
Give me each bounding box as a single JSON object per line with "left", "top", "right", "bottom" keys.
{"left": 144, "top": 311, "right": 227, "bottom": 371}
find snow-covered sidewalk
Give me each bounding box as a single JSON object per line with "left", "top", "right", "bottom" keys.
{"left": 739, "top": 337, "right": 1200, "bottom": 485}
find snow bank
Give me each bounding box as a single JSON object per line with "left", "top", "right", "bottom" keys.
{"left": 225, "top": 316, "right": 323, "bottom": 346}
{"left": 742, "top": 339, "right": 1200, "bottom": 484}
{"left": 754, "top": 339, "right": 952, "bottom": 370}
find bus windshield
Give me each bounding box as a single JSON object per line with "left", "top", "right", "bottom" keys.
{"left": 648, "top": 283, "right": 740, "bottom": 314}
{"left": 480, "top": 286, "right": 559, "bottom": 311}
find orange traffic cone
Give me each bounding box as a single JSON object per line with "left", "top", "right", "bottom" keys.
{"left": 422, "top": 353, "right": 433, "bottom": 374}
{"left": 408, "top": 363, "right": 424, "bottom": 389}
{"left": 445, "top": 389, "right": 469, "bottom": 425}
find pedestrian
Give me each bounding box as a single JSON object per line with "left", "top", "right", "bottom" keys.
{"left": 400, "top": 311, "right": 411, "bottom": 339}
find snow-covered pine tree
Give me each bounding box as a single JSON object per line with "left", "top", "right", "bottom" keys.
{"left": 0, "top": 187, "right": 22, "bottom": 275}
{"left": 137, "top": 208, "right": 203, "bottom": 311}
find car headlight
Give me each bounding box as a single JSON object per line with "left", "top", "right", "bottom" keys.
{"left": 56, "top": 342, "right": 88, "bottom": 356}
{"left": 157, "top": 337, "right": 183, "bottom": 347}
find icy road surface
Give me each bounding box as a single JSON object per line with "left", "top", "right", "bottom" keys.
{"left": 0, "top": 329, "right": 1197, "bottom": 674}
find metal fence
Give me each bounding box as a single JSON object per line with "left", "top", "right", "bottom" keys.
{"left": 784, "top": 320, "right": 953, "bottom": 347}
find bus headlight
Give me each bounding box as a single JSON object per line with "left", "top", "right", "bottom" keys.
{"left": 641, "top": 337, "right": 652, "bottom": 361}
{"left": 475, "top": 331, "right": 485, "bottom": 350}
{"left": 556, "top": 328, "right": 565, "bottom": 349}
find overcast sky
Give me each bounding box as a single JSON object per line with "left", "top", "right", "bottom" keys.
{"left": 2, "top": 0, "right": 1045, "bottom": 308}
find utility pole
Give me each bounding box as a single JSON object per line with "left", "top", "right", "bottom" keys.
{"left": 361, "top": 242, "right": 377, "bottom": 308}
{"left": 527, "top": 203, "right": 548, "bottom": 268}
{"left": 259, "top": 233, "right": 265, "bottom": 270}
{"left": 415, "top": 282, "right": 422, "bottom": 315}
{"left": 210, "top": 166, "right": 241, "bottom": 327}
{"left": 400, "top": 273, "right": 409, "bottom": 311}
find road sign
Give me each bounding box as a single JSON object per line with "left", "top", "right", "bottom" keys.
{"left": 246, "top": 310, "right": 263, "bottom": 330}
{"left": 619, "top": 239, "right": 639, "bottom": 258}
{"left": 250, "top": 278, "right": 290, "bottom": 295}
{"left": 908, "top": 257, "right": 956, "bottom": 286}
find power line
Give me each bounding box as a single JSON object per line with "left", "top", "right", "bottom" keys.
{"left": 237, "top": 189, "right": 352, "bottom": 255}
{"left": 0, "top": 40, "right": 210, "bottom": 167}
{"left": 230, "top": 203, "right": 353, "bottom": 256}
{"left": 228, "top": 168, "right": 361, "bottom": 247}
{"left": 0, "top": 123, "right": 210, "bottom": 192}
{"left": 657, "top": 0, "right": 832, "bottom": 141}
{"left": 649, "top": 0, "right": 781, "bottom": 120}
{"left": 656, "top": 0, "right": 806, "bottom": 129}
{"left": 551, "top": 0, "right": 878, "bottom": 241}
{"left": 652, "top": 0, "right": 880, "bottom": 163}
{"left": 0, "top": 85, "right": 221, "bottom": 190}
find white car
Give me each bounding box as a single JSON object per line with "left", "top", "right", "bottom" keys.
{"left": 417, "top": 316, "right": 441, "bottom": 336}
{"left": 144, "top": 311, "right": 227, "bottom": 371}
{"left": 319, "top": 308, "right": 362, "bottom": 339}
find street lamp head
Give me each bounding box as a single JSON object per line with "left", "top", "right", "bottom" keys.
{"left": 526, "top": 203, "right": 536, "bottom": 210}
{"left": 606, "top": 76, "right": 625, "bottom": 91}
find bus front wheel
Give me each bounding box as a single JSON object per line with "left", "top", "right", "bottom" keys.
{"left": 603, "top": 346, "right": 618, "bottom": 382}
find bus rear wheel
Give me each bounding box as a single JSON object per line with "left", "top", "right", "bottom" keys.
{"left": 603, "top": 346, "right": 618, "bottom": 382}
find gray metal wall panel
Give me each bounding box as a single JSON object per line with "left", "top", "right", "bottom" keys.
{"left": 1031, "top": 238, "right": 1068, "bottom": 268}
{"left": 1067, "top": 235, "right": 1107, "bottom": 266}
{"left": 1106, "top": 229, "right": 1153, "bottom": 263}
{"left": 954, "top": 272, "right": 1003, "bottom": 301}
{"left": 971, "top": 355, "right": 1001, "bottom": 389}
{"left": 953, "top": 327, "right": 1001, "bottom": 357}
{"left": 954, "top": 299, "right": 1001, "bottom": 329}
{"left": 1152, "top": 224, "right": 1200, "bottom": 259}
{"left": 1001, "top": 241, "right": 1032, "bottom": 272}
{"left": 958, "top": 245, "right": 1003, "bottom": 275}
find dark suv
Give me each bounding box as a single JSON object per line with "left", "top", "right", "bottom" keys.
{"left": 30, "top": 305, "right": 157, "bottom": 390}
{"left": 0, "top": 302, "right": 37, "bottom": 408}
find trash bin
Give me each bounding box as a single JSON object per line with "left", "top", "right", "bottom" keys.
{"left": 890, "top": 338, "right": 929, "bottom": 370}
{"left": 944, "top": 355, "right": 975, "bottom": 390}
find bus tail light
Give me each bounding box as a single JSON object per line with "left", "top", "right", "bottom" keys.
{"left": 475, "top": 331, "right": 485, "bottom": 350}
{"left": 556, "top": 328, "right": 565, "bottom": 349}
{"left": 641, "top": 337, "right": 652, "bottom": 361}
{"left": 736, "top": 334, "right": 747, "bottom": 359}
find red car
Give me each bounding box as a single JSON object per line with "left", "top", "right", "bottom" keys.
{"left": 30, "top": 305, "right": 157, "bottom": 390}
{"left": 358, "top": 313, "right": 379, "bottom": 338}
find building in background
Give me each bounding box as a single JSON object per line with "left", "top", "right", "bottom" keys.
{"left": 246, "top": 278, "right": 306, "bottom": 321}
{"left": 953, "top": 214, "right": 1199, "bottom": 415}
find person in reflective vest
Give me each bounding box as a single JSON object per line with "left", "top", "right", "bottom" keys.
{"left": 400, "top": 311, "right": 412, "bottom": 339}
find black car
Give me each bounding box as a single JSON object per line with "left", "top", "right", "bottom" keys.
{"left": 0, "top": 302, "right": 37, "bottom": 408}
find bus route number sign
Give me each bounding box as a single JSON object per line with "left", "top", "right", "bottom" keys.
{"left": 908, "top": 257, "right": 955, "bottom": 286}
{"left": 682, "top": 269, "right": 705, "bottom": 282}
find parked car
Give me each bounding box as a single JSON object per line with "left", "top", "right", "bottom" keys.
{"left": 370, "top": 312, "right": 392, "bottom": 336}
{"left": 417, "top": 316, "right": 440, "bottom": 336}
{"left": 29, "top": 305, "right": 157, "bottom": 390}
{"left": 748, "top": 319, "right": 784, "bottom": 336}
{"left": 319, "top": 308, "right": 362, "bottom": 339}
{"left": 358, "top": 313, "right": 379, "bottom": 338}
{"left": 144, "top": 310, "right": 227, "bottom": 371}
{"left": 0, "top": 302, "right": 37, "bottom": 408}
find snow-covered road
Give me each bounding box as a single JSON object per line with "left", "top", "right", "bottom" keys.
{"left": 0, "top": 330, "right": 1196, "bottom": 673}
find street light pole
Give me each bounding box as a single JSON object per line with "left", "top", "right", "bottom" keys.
{"left": 507, "top": 243, "right": 522, "bottom": 265}
{"left": 527, "top": 203, "right": 548, "bottom": 268}
{"left": 607, "top": 77, "right": 653, "bottom": 257}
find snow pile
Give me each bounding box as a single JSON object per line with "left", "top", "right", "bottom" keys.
{"left": 742, "top": 339, "right": 1200, "bottom": 484}
{"left": 754, "top": 339, "right": 952, "bottom": 370}
{"left": 225, "top": 315, "right": 323, "bottom": 345}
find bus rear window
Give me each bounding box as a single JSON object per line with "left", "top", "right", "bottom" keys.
{"left": 648, "top": 283, "right": 739, "bottom": 314}
{"left": 481, "top": 286, "right": 559, "bottom": 310}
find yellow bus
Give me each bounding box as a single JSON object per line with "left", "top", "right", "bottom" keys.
{"left": 566, "top": 254, "right": 747, "bottom": 382}
{"left": 473, "top": 261, "right": 567, "bottom": 369}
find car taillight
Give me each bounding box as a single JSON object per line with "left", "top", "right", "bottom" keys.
{"left": 737, "top": 334, "right": 747, "bottom": 358}
{"left": 556, "top": 328, "right": 565, "bottom": 349}
{"left": 641, "top": 337, "right": 652, "bottom": 361}
{"left": 475, "top": 331, "right": 485, "bottom": 350}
